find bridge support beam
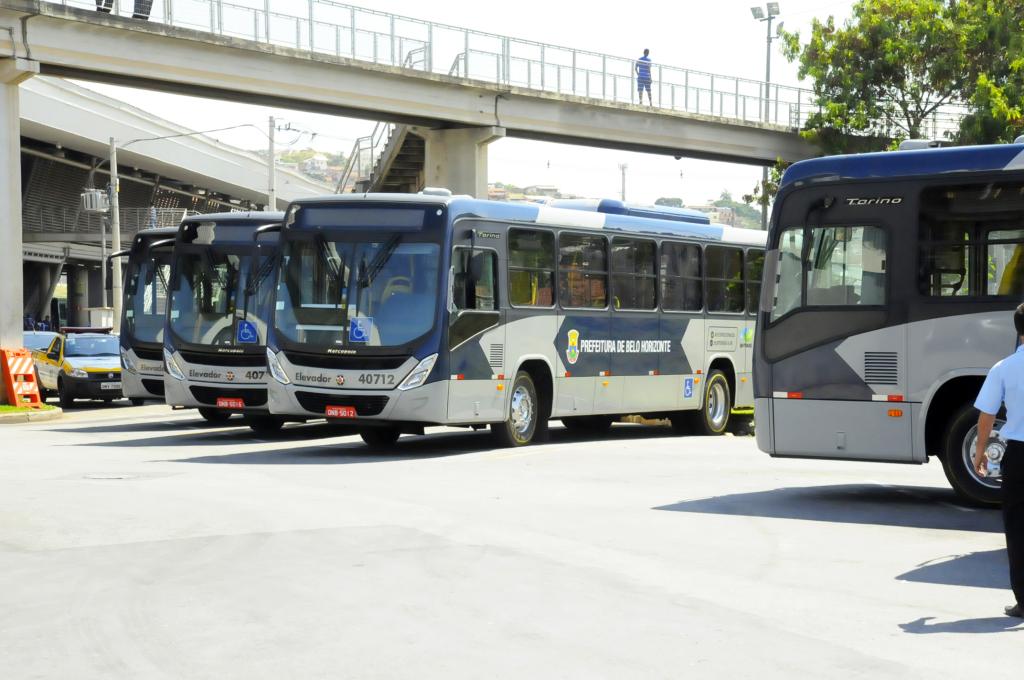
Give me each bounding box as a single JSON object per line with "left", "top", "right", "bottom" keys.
{"left": 417, "top": 126, "right": 505, "bottom": 198}
{"left": 0, "top": 58, "right": 37, "bottom": 356}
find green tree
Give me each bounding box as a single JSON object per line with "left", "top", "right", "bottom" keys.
{"left": 781, "top": 0, "right": 970, "bottom": 149}
{"left": 655, "top": 197, "right": 683, "bottom": 207}
{"left": 743, "top": 160, "right": 789, "bottom": 217}
{"left": 956, "top": 2, "right": 1024, "bottom": 144}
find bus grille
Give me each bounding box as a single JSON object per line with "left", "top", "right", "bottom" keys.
{"left": 141, "top": 379, "right": 165, "bottom": 396}
{"left": 180, "top": 350, "right": 266, "bottom": 367}
{"left": 189, "top": 386, "right": 268, "bottom": 407}
{"left": 133, "top": 347, "right": 163, "bottom": 361}
{"left": 284, "top": 352, "right": 407, "bottom": 370}
{"left": 864, "top": 352, "right": 898, "bottom": 385}
{"left": 295, "top": 392, "right": 389, "bottom": 416}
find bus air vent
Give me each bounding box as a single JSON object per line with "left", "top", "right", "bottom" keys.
{"left": 864, "top": 352, "right": 898, "bottom": 385}
{"left": 488, "top": 344, "right": 504, "bottom": 369}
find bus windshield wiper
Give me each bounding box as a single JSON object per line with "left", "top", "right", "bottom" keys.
{"left": 358, "top": 233, "right": 402, "bottom": 289}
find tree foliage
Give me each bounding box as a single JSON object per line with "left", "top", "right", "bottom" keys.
{"left": 654, "top": 197, "right": 684, "bottom": 207}
{"left": 781, "top": 0, "right": 970, "bottom": 146}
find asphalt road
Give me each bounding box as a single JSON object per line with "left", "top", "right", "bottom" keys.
{"left": 0, "top": 404, "right": 1020, "bottom": 679}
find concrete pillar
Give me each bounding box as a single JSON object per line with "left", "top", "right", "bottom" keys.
{"left": 67, "top": 265, "right": 90, "bottom": 328}
{"left": 0, "top": 58, "right": 38, "bottom": 349}
{"left": 416, "top": 126, "right": 505, "bottom": 198}
{"left": 23, "top": 261, "right": 63, "bottom": 319}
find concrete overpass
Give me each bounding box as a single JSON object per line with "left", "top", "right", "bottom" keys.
{"left": 10, "top": 74, "right": 330, "bottom": 336}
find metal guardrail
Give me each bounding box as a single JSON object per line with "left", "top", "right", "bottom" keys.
{"left": 52, "top": 0, "right": 969, "bottom": 138}
{"left": 336, "top": 121, "right": 394, "bottom": 193}
{"left": 23, "top": 206, "right": 193, "bottom": 236}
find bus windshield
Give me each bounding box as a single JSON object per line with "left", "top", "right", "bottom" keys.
{"left": 169, "top": 248, "right": 258, "bottom": 347}
{"left": 123, "top": 249, "right": 172, "bottom": 344}
{"left": 274, "top": 235, "right": 441, "bottom": 349}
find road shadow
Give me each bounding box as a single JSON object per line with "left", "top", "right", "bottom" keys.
{"left": 164, "top": 423, "right": 683, "bottom": 465}
{"left": 654, "top": 484, "right": 1002, "bottom": 533}
{"left": 899, "top": 616, "right": 1023, "bottom": 634}
{"left": 897, "top": 550, "right": 1009, "bottom": 590}
{"left": 51, "top": 418, "right": 236, "bottom": 435}
{"left": 81, "top": 422, "right": 357, "bottom": 449}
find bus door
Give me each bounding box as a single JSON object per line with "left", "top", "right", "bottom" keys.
{"left": 764, "top": 195, "right": 912, "bottom": 461}
{"left": 555, "top": 232, "right": 610, "bottom": 416}
{"left": 608, "top": 237, "right": 659, "bottom": 412}
{"left": 447, "top": 242, "right": 506, "bottom": 422}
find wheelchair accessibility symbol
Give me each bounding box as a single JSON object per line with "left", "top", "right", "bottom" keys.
{"left": 236, "top": 320, "right": 258, "bottom": 344}
{"left": 684, "top": 377, "right": 694, "bottom": 399}
{"left": 349, "top": 317, "right": 373, "bottom": 343}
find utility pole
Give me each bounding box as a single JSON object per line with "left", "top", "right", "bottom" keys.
{"left": 619, "top": 163, "right": 628, "bottom": 202}
{"left": 108, "top": 137, "right": 123, "bottom": 331}
{"left": 267, "top": 116, "right": 277, "bottom": 211}
{"left": 751, "top": 3, "right": 782, "bottom": 230}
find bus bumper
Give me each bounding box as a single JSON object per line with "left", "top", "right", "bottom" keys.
{"left": 267, "top": 379, "right": 449, "bottom": 425}
{"left": 755, "top": 397, "right": 773, "bottom": 454}
{"left": 164, "top": 376, "right": 270, "bottom": 415}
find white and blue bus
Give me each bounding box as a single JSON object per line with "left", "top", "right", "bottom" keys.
{"left": 261, "top": 193, "right": 765, "bottom": 447}
{"left": 162, "top": 212, "right": 285, "bottom": 431}
{"left": 755, "top": 141, "right": 1024, "bottom": 505}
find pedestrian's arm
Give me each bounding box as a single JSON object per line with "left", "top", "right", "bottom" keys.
{"left": 975, "top": 411, "right": 997, "bottom": 475}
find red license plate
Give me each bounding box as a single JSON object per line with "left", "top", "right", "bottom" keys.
{"left": 216, "top": 397, "right": 245, "bottom": 410}
{"left": 325, "top": 405, "right": 357, "bottom": 419}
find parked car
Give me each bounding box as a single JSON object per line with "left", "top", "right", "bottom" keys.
{"left": 32, "top": 329, "right": 123, "bottom": 407}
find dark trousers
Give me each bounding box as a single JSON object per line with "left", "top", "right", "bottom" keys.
{"left": 1004, "top": 441, "right": 1024, "bottom": 604}
{"left": 95, "top": 0, "right": 113, "bottom": 12}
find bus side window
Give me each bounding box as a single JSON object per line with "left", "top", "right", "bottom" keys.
{"left": 745, "top": 249, "right": 765, "bottom": 315}
{"left": 558, "top": 233, "right": 608, "bottom": 309}
{"left": 806, "top": 226, "right": 886, "bottom": 306}
{"left": 660, "top": 242, "right": 702, "bottom": 312}
{"left": 706, "top": 245, "right": 744, "bottom": 313}
{"left": 771, "top": 228, "right": 804, "bottom": 320}
{"left": 453, "top": 249, "right": 498, "bottom": 312}
{"left": 611, "top": 237, "right": 656, "bottom": 310}
{"left": 509, "top": 229, "right": 555, "bottom": 307}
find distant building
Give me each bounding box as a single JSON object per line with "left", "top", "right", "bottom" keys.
{"left": 301, "top": 155, "right": 329, "bottom": 177}
{"left": 523, "top": 184, "right": 559, "bottom": 198}
{"left": 488, "top": 185, "right": 509, "bottom": 201}
{"left": 687, "top": 204, "right": 736, "bottom": 226}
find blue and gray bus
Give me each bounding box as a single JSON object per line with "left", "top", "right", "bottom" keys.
{"left": 755, "top": 142, "right": 1024, "bottom": 505}
{"left": 117, "top": 227, "right": 177, "bottom": 405}
{"left": 162, "top": 212, "right": 284, "bottom": 431}
{"left": 263, "top": 193, "right": 765, "bottom": 447}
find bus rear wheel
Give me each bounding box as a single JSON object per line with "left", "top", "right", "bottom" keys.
{"left": 941, "top": 402, "right": 1002, "bottom": 507}
{"left": 360, "top": 427, "right": 401, "bottom": 449}
{"left": 492, "top": 371, "right": 539, "bottom": 447}
{"left": 692, "top": 370, "right": 732, "bottom": 436}
{"left": 198, "top": 408, "right": 232, "bottom": 424}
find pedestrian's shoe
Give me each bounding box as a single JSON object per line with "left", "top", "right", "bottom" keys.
{"left": 1005, "top": 603, "right": 1024, "bottom": 618}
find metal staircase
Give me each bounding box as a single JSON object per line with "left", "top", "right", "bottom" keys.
{"left": 337, "top": 123, "right": 425, "bottom": 195}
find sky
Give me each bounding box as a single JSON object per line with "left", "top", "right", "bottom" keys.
{"left": 78, "top": 0, "right": 855, "bottom": 206}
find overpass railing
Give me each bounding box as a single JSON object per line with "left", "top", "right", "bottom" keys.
{"left": 23, "top": 206, "right": 194, "bottom": 238}
{"left": 54, "top": 0, "right": 968, "bottom": 137}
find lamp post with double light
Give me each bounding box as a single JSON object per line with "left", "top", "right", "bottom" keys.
{"left": 751, "top": 3, "right": 783, "bottom": 230}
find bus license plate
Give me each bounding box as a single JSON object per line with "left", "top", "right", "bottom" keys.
{"left": 216, "top": 397, "right": 245, "bottom": 410}
{"left": 326, "top": 405, "right": 357, "bottom": 419}
{"left": 101, "top": 382, "right": 122, "bottom": 391}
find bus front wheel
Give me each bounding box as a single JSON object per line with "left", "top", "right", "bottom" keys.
{"left": 360, "top": 427, "right": 401, "bottom": 449}
{"left": 941, "top": 403, "right": 1002, "bottom": 507}
{"left": 492, "top": 371, "right": 539, "bottom": 447}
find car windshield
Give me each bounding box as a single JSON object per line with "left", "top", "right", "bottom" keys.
{"left": 23, "top": 333, "right": 56, "bottom": 351}
{"left": 123, "top": 248, "right": 172, "bottom": 344}
{"left": 274, "top": 236, "right": 440, "bottom": 349}
{"left": 168, "top": 248, "right": 263, "bottom": 347}
{"left": 64, "top": 336, "right": 119, "bottom": 357}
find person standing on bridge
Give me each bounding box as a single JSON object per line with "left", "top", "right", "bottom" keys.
{"left": 95, "top": 0, "right": 113, "bottom": 13}
{"left": 635, "top": 49, "right": 653, "bottom": 107}
{"left": 973, "top": 302, "right": 1024, "bottom": 619}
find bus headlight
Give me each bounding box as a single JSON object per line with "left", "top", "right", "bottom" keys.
{"left": 398, "top": 354, "right": 438, "bottom": 391}
{"left": 267, "top": 348, "right": 291, "bottom": 385}
{"left": 120, "top": 347, "right": 137, "bottom": 373}
{"left": 164, "top": 348, "right": 186, "bottom": 381}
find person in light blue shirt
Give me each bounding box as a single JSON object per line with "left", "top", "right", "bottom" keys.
{"left": 974, "top": 302, "right": 1024, "bottom": 618}
{"left": 635, "top": 49, "right": 653, "bottom": 106}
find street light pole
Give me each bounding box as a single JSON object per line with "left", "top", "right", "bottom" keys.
{"left": 267, "top": 115, "right": 277, "bottom": 211}
{"left": 109, "top": 136, "right": 123, "bottom": 331}
{"left": 619, "top": 163, "right": 628, "bottom": 202}
{"left": 751, "top": 3, "right": 781, "bottom": 231}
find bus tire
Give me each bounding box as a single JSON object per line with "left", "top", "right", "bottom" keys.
{"left": 129, "top": 398, "right": 146, "bottom": 407}
{"left": 360, "top": 427, "right": 401, "bottom": 449}
{"left": 941, "top": 402, "right": 1002, "bottom": 507}
{"left": 198, "top": 408, "right": 232, "bottom": 424}
{"left": 695, "top": 370, "right": 732, "bottom": 436}
{"left": 246, "top": 415, "right": 285, "bottom": 435}
{"left": 492, "top": 371, "right": 539, "bottom": 447}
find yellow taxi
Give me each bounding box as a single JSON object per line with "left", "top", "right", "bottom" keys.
{"left": 32, "top": 329, "right": 123, "bottom": 407}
